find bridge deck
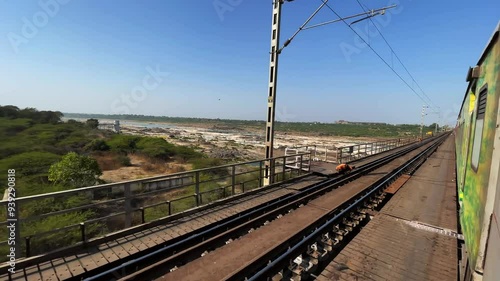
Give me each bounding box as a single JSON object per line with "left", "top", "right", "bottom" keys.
{"left": 4, "top": 139, "right": 430, "bottom": 281}
{"left": 153, "top": 142, "right": 432, "bottom": 281}
{"left": 317, "top": 136, "right": 458, "bottom": 281}
{"left": 5, "top": 175, "right": 326, "bottom": 281}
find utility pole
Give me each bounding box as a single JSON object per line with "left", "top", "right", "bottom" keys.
{"left": 420, "top": 105, "right": 428, "bottom": 139}
{"left": 435, "top": 116, "right": 439, "bottom": 135}
{"left": 435, "top": 107, "right": 441, "bottom": 135}
{"left": 262, "top": 1, "right": 396, "bottom": 186}
{"left": 263, "top": 0, "right": 283, "bottom": 186}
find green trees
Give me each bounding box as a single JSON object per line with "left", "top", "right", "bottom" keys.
{"left": 136, "top": 137, "right": 176, "bottom": 159}
{"left": 85, "top": 118, "right": 99, "bottom": 129}
{"left": 0, "top": 105, "right": 62, "bottom": 124}
{"left": 106, "top": 135, "right": 202, "bottom": 161}
{"left": 48, "top": 152, "right": 102, "bottom": 188}
{"left": 0, "top": 105, "right": 21, "bottom": 118}
{"left": 427, "top": 123, "right": 439, "bottom": 131}
{"left": 84, "top": 139, "right": 110, "bottom": 151}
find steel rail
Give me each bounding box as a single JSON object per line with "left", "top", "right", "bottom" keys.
{"left": 238, "top": 134, "right": 447, "bottom": 281}
{"left": 82, "top": 135, "right": 446, "bottom": 281}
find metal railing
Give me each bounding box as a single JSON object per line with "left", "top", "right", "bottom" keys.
{"left": 283, "top": 147, "right": 314, "bottom": 171}
{"left": 336, "top": 136, "right": 419, "bottom": 163}
{"left": 285, "top": 145, "right": 339, "bottom": 164}
{"left": 284, "top": 137, "right": 419, "bottom": 164}
{"left": 0, "top": 152, "right": 311, "bottom": 261}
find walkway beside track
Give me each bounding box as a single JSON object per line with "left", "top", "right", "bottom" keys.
{"left": 317, "top": 136, "right": 458, "bottom": 281}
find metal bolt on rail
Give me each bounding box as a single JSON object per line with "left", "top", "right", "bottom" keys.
{"left": 350, "top": 212, "right": 362, "bottom": 221}
{"left": 319, "top": 234, "right": 334, "bottom": 252}
{"left": 351, "top": 211, "right": 366, "bottom": 221}
{"left": 315, "top": 243, "right": 330, "bottom": 259}
{"left": 365, "top": 201, "right": 377, "bottom": 208}
{"left": 315, "top": 242, "right": 329, "bottom": 258}
{"left": 304, "top": 254, "right": 319, "bottom": 267}
{"left": 273, "top": 271, "right": 284, "bottom": 281}
{"left": 320, "top": 233, "right": 331, "bottom": 244}
{"left": 342, "top": 218, "right": 355, "bottom": 229}
{"left": 345, "top": 216, "right": 358, "bottom": 227}
{"left": 291, "top": 255, "right": 314, "bottom": 276}
{"left": 333, "top": 227, "right": 345, "bottom": 240}
{"left": 358, "top": 207, "right": 368, "bottom": 215}
{"left": 333, "top": 236, "right": 341, "bottom": 245}
{"left": 296, "top": 256, "right": 317, "bottom": 278}
{"left": 340, "top": 225, "right": 352, "bottom": 235}
{"left": 307, "top": 251, "right": 321, "bottom": 270}
{"left": 318, "top": 235, "right": 329, "bottom": 246}
{"left": 332, "top": 224, "right": 340, "bottom": 232}
{"left": 307, "top": 244, "right": 320, "bottom": 261}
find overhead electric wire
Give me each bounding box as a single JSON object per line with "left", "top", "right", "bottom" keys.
{"left": 354, "top": 0, "right": 437, "bottom": 110}
{"left": 278, "top": 1, "right": 329, "bottom": 54}
{"left": 318, "top": 0, "right": 432, "bottom": 108}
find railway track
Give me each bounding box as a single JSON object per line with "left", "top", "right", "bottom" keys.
{"left": 237, "top": 136, "right": 448, "bottom": 281}
{"left": 73, "top": 133, "right": 448, "bottom": 281}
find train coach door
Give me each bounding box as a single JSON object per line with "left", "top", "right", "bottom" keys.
{"left": 459, "top": 88, "right": 476, "bottom": 193}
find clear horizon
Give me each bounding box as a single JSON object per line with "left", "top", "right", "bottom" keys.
{"left": 60, "top": 111, "right": 442, "bottom": 126}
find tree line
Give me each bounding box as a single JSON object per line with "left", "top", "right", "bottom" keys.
{"left": 0, "top": 105, "right": 63, "bottom": 124}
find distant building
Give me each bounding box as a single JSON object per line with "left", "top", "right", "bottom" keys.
{"left": 335, "top": 120, "right": 387, "bottom": 126}
{"left": 354, "top": 121, "right": 389, "bottom": 126}
{"left": 98, "top": 120, "right": 121, "bottom": 133}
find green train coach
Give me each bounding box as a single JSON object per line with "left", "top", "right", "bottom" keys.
{"left": 455, "top": 21, "right": 500, "bottom": 281}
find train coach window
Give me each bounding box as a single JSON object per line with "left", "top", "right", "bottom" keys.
{"left": 471, "top": 84, "right": 488, "bottom": 171}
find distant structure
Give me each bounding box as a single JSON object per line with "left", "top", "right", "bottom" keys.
{"left": 336, "top": 120, "right": 350, "bottom": 124}
{"left": 335, "top": 120, "right": 388, "bottom": 126}
{"left": 98, "top": 120, "right": 121, "bottom": 133}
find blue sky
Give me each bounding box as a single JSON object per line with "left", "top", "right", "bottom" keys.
{"left": 1, "top": 0, "right": 499, "bottom": 125}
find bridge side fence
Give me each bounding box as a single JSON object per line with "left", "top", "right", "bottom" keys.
{"left": 336, "top": 136, "right": 419, "bottom": 163}
{"left": 0, "top": 152, "right": 311, "bottom": 261}
{"left": 284, "top": 136, "right": 419, "bottom": 165}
